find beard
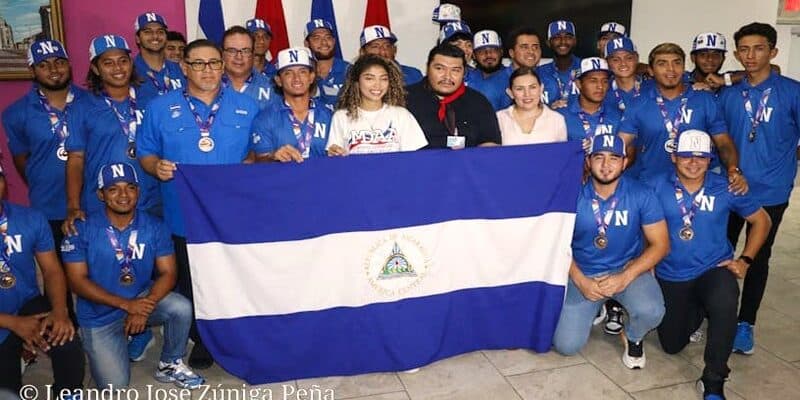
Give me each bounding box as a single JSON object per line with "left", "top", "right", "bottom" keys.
{"left": 313, "top": 49, "right": 334, "bottom": 61}
{"left": 591, "top": 171, "right": 622, "bottom": 185}
{"left": 476, "top": 62, "right": 502, "bottom": 74}
{"left": 36, "top": 73, "right": 72, "bottom": 91}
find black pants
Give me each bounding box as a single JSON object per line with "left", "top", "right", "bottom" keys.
{"left": 48, "top": 220, "right": 77, "bottom": 321}
{"left": 657, "top": 267, "right": 739, "bottom": 395}
{"left": 0, "top": 296, "right": 84, "bottom": 394}
{"left": 172, "top": 235, "right": 201, "bottom": 344}
{"left": 727, "top": 203, "right": 788, "bottom": 325}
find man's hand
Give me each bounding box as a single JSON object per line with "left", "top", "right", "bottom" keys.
{"left": 596, "top": 272, "right": 632, "bottom": 297}
{"left": 156, "top": 159, "right": 177, "bottom": 181}
{"left": 40, "top": 310, "right": 75, "bottom": 346}
{"left": 718, "top": 258, "right": 749, "bottom": 279}
{"left": 705, "top": 73, "right": 725, "bottom": 90}
{"left": 728, "top": 170, "right": 749, "bottom": 195}
{"left": 574, "top": 275, "right": 607, "bottom": 302}
{"left": 273, "top": 145, "right": 304, "bottom": 163}
{"left": 10, "top": 313, "right": 51, "bottom": 353}
{"left": 120, "top": 298, "right": 156, "bottom": 317}
{"left": 125, "top": 314, "right": 148, "bottom": 335}
{"left": 550, "top": 99, "right": 568, "bottom": 109}
{"left": 62, "top": 208, "right": 86, "bottom": 236}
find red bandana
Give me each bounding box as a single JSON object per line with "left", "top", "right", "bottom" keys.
{"left": 437, "top": 84, "right": 466, "bottom": 122}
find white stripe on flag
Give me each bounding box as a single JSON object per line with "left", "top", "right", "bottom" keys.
{"left": 188, "top": 213, "right": 574, "bottom": 320}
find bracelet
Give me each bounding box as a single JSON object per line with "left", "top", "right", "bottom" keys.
{"left": 724, "top": 73, "right": 733, "bottom": 87}
{"left": 739, "top": 255, "right": 754, "bottom": 265}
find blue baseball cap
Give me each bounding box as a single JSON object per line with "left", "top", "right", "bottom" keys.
{"left": 578, "top": 57, "right": 610, "bottom": 78}
{"left": 246, "top": 18, "right": 273, "bottom": 36}
{"left": 473, "top": 30, "right": 502, "bottom": 51}
{"left": 439, "top": 21, "right": 472, "bottom": 44}
{"left": 27, "top": 39, "right": 68, "bottom": 66}
{"left": 360, "top": 25, "right": 397, "bottom": 47}
{"left": 590, "top": 134, "right": 626, "bottom": 157}
{"left": 432, "top": 3, "right": 461, "bottom": 23}
{"left": 598, "top": 22, "right": 626, "bottom": 38}
{"left": 548, "top": 20, "right": 576, "bottom": 40}
{"left": 134, "top": 12, "right": 167, "bottom": 32}
{"left": 304, "top": 19, "right": 334, "bottom": 39}
{"left": 89, "top": 34, "right": 131, "bottom": 61}
{"left": 675, "top": 129, "right": 713, "bottom": 158}
{"left": 97, "top": 162, "right": 139, "bottom": 189}
{"left": 604, "top": 37, "right": 637, "bottom": 58}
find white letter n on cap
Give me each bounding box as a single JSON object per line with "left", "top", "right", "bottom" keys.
{"left": 603, "top": 135, "right": 615, "bottom": 148}
{"left": 289, "top": 50, "right": 299, "bottom": 63}
{"left": 146, "top": 13, "right": 157, "bottom": 22}
{"left": 111, "top": 164, "right": 125, "bottom": 178}
{"left": 612, "top": 38, "right": 624, "bottom": 49}
{"left": 558, "top": 21, "right": 567, "bottom": 30}
{"left": 374, "top": 27, "right": 386, "bottom": 38}
{"left": 39, "top": 41, "right": 56, "bottom": 54}
{"left": 104, "top": 35, "right": 116, "bottom": 47}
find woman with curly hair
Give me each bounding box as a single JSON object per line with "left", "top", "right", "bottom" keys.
{"left": 326, "top": 54, "right": 428, "bottom": 155}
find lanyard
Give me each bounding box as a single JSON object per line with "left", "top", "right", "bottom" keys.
{"left": 222, "top": 73, "right": 255, "bottom": 93}
{"left": 655, "top": 95, "right": 689, "bottom": 141}
{"left": 103, "top": 87, "right": 138, "bottom": 144}
{"left": 145, "top": 66, "right": 171, "bottom": 95}
{"left": 674, "top": 180, "right": 704, "bottom": 227}
{"left": 742, "top": 87, "right": 772, "bottom": 142}
{"left": 591, "top": 195, "right": 619, "bottom": 237}
{"left": 611, "top": 79, "right": 640, "bottom": 111}
{"left": 554, "top": 69, "right": 578, "bottom": 99}
{"left": 183, "top": 90, "right": 223, "bottom": 137}
{"left": 577, "top": 109, "right": 605, "bottom": 140}
{"left": 105, "top": 226, "right": 138, "bottom": 277}
{"left": 0, "top": 211, "right": 12, "bottom": 275}
{"left": 286, "top": 105, "right": 315, "bottom": 158}
{"left": 37, "top": 88, "right": 75, "bottom": 145}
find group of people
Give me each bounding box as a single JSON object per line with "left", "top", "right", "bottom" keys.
{"left": 0, "top": 3, "right": 797, "bottom": 400}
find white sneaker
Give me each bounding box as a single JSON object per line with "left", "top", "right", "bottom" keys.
{"left": 690, "top": 327, "right": 704, "bottom": 343}
{"left": 402, "top": 368, "right": 420, "bottom": 373}
{"left": 155, "top": 359, "right": 206, "bottom": 389}
{"left": 622, "top": 339, "right": 646, "bottom": 369}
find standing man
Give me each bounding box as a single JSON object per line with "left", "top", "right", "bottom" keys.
{"left": 538, "top": 20, "right": 582, "bottom": 105}
{"left": 137, "top": 39, "right": 259, "bottom": 369}
{"left": 688, "top": 32, "right": 728, "bottom": 91}
{"left": 439, "top": 21, "right": 474, "bottom": 68}
{"left": 221, "top": 26, "right": 278, "bottom": 110}
{"left": 647, "top": 130, "right": 770, "bottom": 400}
{"left": 505, "top": 27, "right": 560, "bottom": 107}
{"left": 0, "top": 165, "right": 84, "bottom": 398}
{"left": 359, "top": 25, "right": 423, "bottom": 85}
{"left": 603, "top": 37, "right": 650, "bottom": 113}
{"left": 552, "top": 134, "right": 668, "bottom": 369}
{"left": 132, "top": 12, "right": 185, "bottom": 105}
{"left": 246, "top": 18, "right": 277, "bottom": 79}
{"left": 304, "top": 19, "right": 351, "bottom": 109}
{"left": 406, "top": 44, "right": 501, "bottom": 149}
{"left": 165, "top": 31, "right": 186, "bottom": 64}
{"left": 618, "top": 43, "right": 745, "bottom": 191}
{"left": 63, "top": 162, "right": 204, "bottom": 389}
{"left": 467, "top": 30, "right": 510, "bottom": 110}
{"left": 718, "top": 22, "right": 800, "bottom": 355}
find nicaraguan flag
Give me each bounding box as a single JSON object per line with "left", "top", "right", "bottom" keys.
{"left": 198, "top": 0, "right": 225, "bottom": 45}
{"left": 175, "top": 143, "right": 583, "bottom": 384}
{"left": 311, "top": 0, "right": 343, "bottom": 59}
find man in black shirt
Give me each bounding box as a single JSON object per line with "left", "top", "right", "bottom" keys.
{"left": 406, "top": 44, "right": 501, "bottom": 149}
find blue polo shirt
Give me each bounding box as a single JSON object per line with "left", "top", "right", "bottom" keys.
{"left": 315, "top": 58, "right": 351, "bottom": 108}
{"left": 223, "top": 70, "right": 279, "bottom": 111}
{"left": 60, "top": 210, "right": 173, "bottom": 328}
{"left": 399, "top": 63, "right": 423, "bottom": 86}
{"left": 717, "top": 72, "right": 800, "bottom": 206}
{"left": 646, "top": 172, "right": 761, "bottom": 281}
{"left": 558, "top": 100, "right": 623, "bottom": 143}
{"left": 251, "top": 99, "right": 332, "bottom": 158}
{"left": 620, "top": 85, "right": 727, "bottom": 180}
{"left": 0, "top": 202, "right": 53, "bottom": 343}
{"left": 603, "top": 78, "right": 654, "bottom": 113}
{"left": 262, "top": 60, "right": 278, "bottom": 80}
{"left": 465, "top": 67, "right": 511, "bottom": 110}
{"left": 572, "top": 176, "right": 665, "bottom": 277}
{"left": 65, "top": 90, "right": 159, "bottom": 215}
{"left": 537, "top": 55, "right": 581, "bottom": 104}
{"left": 137, "top": 87, "right": 259, "bottom": 236}
{"left": 133, "top": 54, "right": 185, "bottom": 106}
{"left": 3, "top": 85, "right": 88, "bottom": 220}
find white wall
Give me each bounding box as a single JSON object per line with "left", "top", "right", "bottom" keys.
{"left": 631, "top": 0, "right": 793, "bottom": 77}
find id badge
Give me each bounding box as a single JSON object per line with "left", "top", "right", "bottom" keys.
{"left": 447, "top": 135, "right": 465, "bottom": 149}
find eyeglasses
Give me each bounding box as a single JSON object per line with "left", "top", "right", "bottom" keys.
{"left": 184, "top": 59, "right": 224, "bottom": 71}
{"left": 223, "top": 47, "right": 254, "bottom": 57}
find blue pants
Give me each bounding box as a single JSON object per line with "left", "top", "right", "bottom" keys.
{"left": 553, "top": 271, "right": 665, "bottom": 355}
{"left": 81, "top": 291, "right": 192, "bottom": 387}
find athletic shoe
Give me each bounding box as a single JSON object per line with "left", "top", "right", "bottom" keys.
{"left": 155, "top": 359, "right": 205, "bottom": 389}
{"left": 696, "top": 379, "right": 726, "bottom": 400}
{"left": 188, "top": 342, "right": 214, "bottom": 369}
{"left": 622, "top": 338, "right": 646, "bottom": 369}
{"left": 592, "top": 303, "right": 607, "bottom": 326}
{"left": 732, "top": 321, "right": 754, "bottom": 355}
{"left": 402, "top": 368, "right": 420, "bottom": 373}
{"left": 690, "top": 327, "right": 705, "bottom": 343}
{"left": 604, "top": 305, "right": 624, "bottom": 335}
{"left": 128, "top": 329, "right": 154, "bottom": 362}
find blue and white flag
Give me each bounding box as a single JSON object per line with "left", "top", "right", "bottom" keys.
{"left": 198, "top": 0, "right": 225, "bottom": 45}
{"left": 175, "top": 143, "right": 583, "bottom": 384}
{"left": 311, "top": 0, "right": 343, "bottom": 59}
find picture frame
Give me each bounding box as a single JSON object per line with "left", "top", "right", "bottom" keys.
{"left": 0, "top": 0, "right": 65, "bottom": 80}
{"left": 777, "top": 0, "right": 800, "bottom": 25}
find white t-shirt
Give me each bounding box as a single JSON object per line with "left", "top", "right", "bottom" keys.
{"left": 327, "top": 104, "right": 428, "bottom": 154}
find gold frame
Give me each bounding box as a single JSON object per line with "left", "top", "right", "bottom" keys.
{"left": 0, "top": 0, "right": 65, "bottom": 80}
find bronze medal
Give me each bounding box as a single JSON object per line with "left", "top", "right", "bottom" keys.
{"left": 679, "top": 226, "right": 695, "bottom": 241}
{"left": 119, "top": 272, "right": 135, "bottom": 286}
{"left": 0, "top": 272, "right": 16, "bottom": 289}
{"left": 593, "top": 234, "right": 608, "bottom": 249}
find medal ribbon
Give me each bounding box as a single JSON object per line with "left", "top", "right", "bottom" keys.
{"left": 590, "top": 196, "right": 619, "bottom": 237}
{"left": 37, "top": 88, "right": 75, "bottom": 145}
{"left": 742, "top": 88, "right": 772, "bottom": 141}
{"left": 655, "top": 95, "right": 689, "bottom": 141}
{"left": 145, "top": 67, "right": 171, "bottom": 95}
{"left": 577, "top": 109, "right": 605, "bottom": 140}
{"left": 0, "top": 210, "right": 12, "bottom": 275}
{"left": 222, "top": 72, "right": 255, "bottom": 93}
{"left": 673, "top": 179, "right": 705, "bottom": 227}
{"left": 554, "top": 69, "right": 578, "bottom": 100}
{"left": 611, "top": 78, "right": 641, "bottom": 111}
{"left": 183, "top": 90, "right": 223, "bottom": 138}
{"left": 103, "top": 87, "right": 138, "bottom": 145}
{"left": 105, "top": 227, "right": 138, "bottom": 277}
{"left": 285, "top": 104, "right": 315, "bottom": 158}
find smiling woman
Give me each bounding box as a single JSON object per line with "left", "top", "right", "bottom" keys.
{"left": 0, "top": 0, "right": 64, "bottom": 80}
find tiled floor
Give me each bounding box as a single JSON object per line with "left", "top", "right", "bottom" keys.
{"left": 23, "top": 181, "right": 800, "bottom": 399}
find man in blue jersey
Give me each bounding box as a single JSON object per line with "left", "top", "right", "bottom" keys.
{"left": 63, "top": 162, "right": 204, "bottom": 389}
{"left": 718, "top": 22, "right": 800, "bottom": 355}
{"left": 132, "top": 12, "right": 185, "bottom": 105}
{"left": 253, "top": 48, "right": 331, "bottom": 162}
{"left": 596, "top": 22, "right": 626, "bottom": 57}
{"left": 165, "top": 31, "right": 186, "bottom": 64}
{"left": 618, "top": 43, "right": 746, "bottom": 194}
{"left": 0, "top": 166, "right": 84, "bottom": 398}
{"left": 246, "top": 18, "right": 277, "bottom": 79}
{"left": 304, "top": 19, "right": 350, "bottom": 108}
{"left": 137, "top": 39, "right": 259, "bottom": 369}
{"left": 647, "top": 130, "right": 770, "bottom": 400}
{"left": 439, "top": 21, "right": 474, "bottom": 68}
{"left": 538, "top": 20, "right": 582, "bottom": 107}
{"left": 688, "top": 32, "right": 728, "bottom": 92}
{"left": 221, "top": 25, "right": 278, "bottom": 110}
{"left": 466, "top": 30, "right": 509, "bottom": 110}
{"left": 504, "top": 26, "right": 561, "bottom": 107}
{"left": 559, "top": 57, "right": 622, "bottom": 153}
{"left": 359, "top": 25, "right": 423, "bottom": 85}
{"left": 604, "top": 37, "right": 649, "bottom": 113}
{"left": 552, "top": 134, "right": 668, "bottom": 369}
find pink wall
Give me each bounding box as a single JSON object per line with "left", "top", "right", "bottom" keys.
{"left": 0, "top": 0, "right": 187, "bottom": 205}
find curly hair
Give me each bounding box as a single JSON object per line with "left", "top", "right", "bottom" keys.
{"left": 335, "top": 54, "right": 406, "bottom": 120}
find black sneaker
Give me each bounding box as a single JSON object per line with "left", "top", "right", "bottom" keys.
{"left": 622, "top": 339, "right": 645, "bottom": 369}
{"left": 604, "top": 305, "right": 624, "bottom": 335}
{"left": 188, "top": 342, "right": 214, "bottom": 370}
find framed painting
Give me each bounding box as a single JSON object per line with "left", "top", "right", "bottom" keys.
{"left": 0, "top": 0, "right": 64, "bottom": 80}
{"left": 778, "top": 0, "right": 800, "bottom": 25}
